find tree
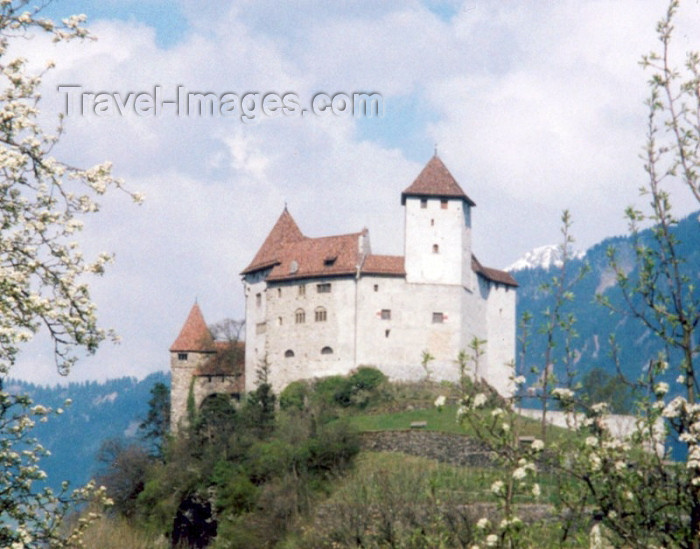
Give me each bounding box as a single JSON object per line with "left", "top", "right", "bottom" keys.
{"left": 95, "top": 438, "right": 151, "bottom": 518}
{"left": 0, "top": 2, "right": 139, "bottom": 546}
{"left": 457, "top": 2, "right": 700, "bottom": 547}
{"left": 138, "top": 381, "right": 170, "bottom": 457}
{"left": 205, "top": 318, "right": 245, "bottom": 377}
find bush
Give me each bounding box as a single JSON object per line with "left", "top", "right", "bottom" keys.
{"left": 314, "top": 375, "right": 354, "bottom": 407}
{"left": 279, "top": 380, "right": 309, "bottom": 411}
{"left": 216, "top": 473, "right": 258, "bottom": 515}
{"left": 350, "top": 366, "right": 387, "bottom": 391}
{"left": 304, "top": 420, "right": 359, "bottom": 475}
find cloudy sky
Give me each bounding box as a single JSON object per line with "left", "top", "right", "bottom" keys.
{"left": 9, "top": 0, "right": 700, "bottom": 385}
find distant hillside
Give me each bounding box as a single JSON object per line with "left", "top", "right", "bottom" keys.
{"left": 4, "top": 371, "right": 169, "bottom": 492}
{"left": 512, "top": 211, "right": 700, "bottom": 398}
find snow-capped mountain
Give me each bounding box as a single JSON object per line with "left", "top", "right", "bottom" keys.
{"left": 506, "top": 244, "right": 585, "bottom": 272}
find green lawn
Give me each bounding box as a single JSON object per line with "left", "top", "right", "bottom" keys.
{"left": 347, "top": 404, "right": 561, "bottom": 441}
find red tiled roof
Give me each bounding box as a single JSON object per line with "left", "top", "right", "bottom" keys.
{"left": 361, "top": 254, "right": 405, "bottom": 276}
{"left": 472, "top": 255, "right": 518, "bottom": 287}
{"left": 169, "top": 303, "right": 215, "bottom": 352}
{"left": 241, "top": 208, "right": 304, "bottom": 275}
{"left": 401, "top": 155, "right": 475, "bottom": 206}
{"left": 195, "top": 341, "right": 245, "bottom": 376}
{"left": 267, "top": 231, "right": 363, "bottom": 281}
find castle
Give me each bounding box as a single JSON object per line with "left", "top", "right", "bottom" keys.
{"left": 170, "top": 155, "right": 517, "bottom": 429}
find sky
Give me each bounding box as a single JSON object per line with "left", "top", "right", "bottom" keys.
{"left": 8, "top": 0, "right": 700, "bottom": 385}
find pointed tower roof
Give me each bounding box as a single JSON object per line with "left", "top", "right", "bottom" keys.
{"left": 170, "top": 303, "right": 215, "bottom": 352}
{"left": 401, "top": 155, "right": 476, "bottom": 206}
{"left": 241, "top": 208, "right": 305, "bottom": 274}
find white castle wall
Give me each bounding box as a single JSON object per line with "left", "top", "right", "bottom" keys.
{"left": 262, "top": 276, "right": 358, "bottom": 393}
{"left": 484, "top": 282, "right": 517, "bottom": 396}
{"left": 404, "top": 196, "right": 471, "bottom": 287}
{"left": 355, "top": 275, "right": 464, "bottom": 381}
{"left": 243, "top": 273, "right": 268, "bottom": 392}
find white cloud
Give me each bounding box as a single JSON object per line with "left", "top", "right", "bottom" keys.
{"left": 8, "top": 0, "right": 700, "bottom": 384}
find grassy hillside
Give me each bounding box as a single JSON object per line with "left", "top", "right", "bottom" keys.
{"left": 82, "top": 370, "right": 593, "bottom": 548}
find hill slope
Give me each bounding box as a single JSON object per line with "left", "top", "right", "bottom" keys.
{"left": 512, "top": 211, "right": 700, "bottom": 396}
{"left": 4, "top": 371, "right": 169, "bottom": 491}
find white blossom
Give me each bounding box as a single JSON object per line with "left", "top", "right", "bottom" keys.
{"left": 531, "top": 439, "right": 544, "bottom": 451}
{"left": 552, "top": 387, "right": 574, "bottom": 400}
{"left": 434, "top": 395, "right": 446, "bottom": 408}
{"left": 473, "top": 393, "right": 487, "bottom": 408}
{"left": 591, "top": 402, "right": 609, "bottom": 414}
{"left": 512, "top": 467, "right": 527, "bottom": 480}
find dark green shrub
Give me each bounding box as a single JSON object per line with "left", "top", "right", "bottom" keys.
{"left": 215, "top": 471, "right": 258, "bottom": 514}
{"left": 246, "top": 439, "right": 296, "bottom": 483}
{"left": 350, "top": 366, "right": 387, "bottom": 391}
{"left": 304, "top": 420, "right": 359, "bottom": 474}
{"left": 279, "top": 380, "right": 309, "bottom": 411}
{"left": 314, "top": 375, "right": 353, "bottom": 407}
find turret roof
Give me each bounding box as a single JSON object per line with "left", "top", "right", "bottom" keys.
{"left": 170, "top": 303, "right": 215, "bottom": 352}
{"left": 401, "top": 155, "right": 476, "bottom": 206}
{"left": 241, "top": 208, "right": 304, "bottom": 274}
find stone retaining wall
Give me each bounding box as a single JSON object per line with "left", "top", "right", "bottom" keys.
{"left": 359, "top": 430, "right": 495, "bottom": 467}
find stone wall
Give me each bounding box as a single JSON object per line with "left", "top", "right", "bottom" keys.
{"left": 359, "top": 430, "right": 495, "bottom": 468}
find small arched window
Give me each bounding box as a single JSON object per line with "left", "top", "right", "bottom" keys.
{"left": 295, "top": 309, "right": 305, "bottom": 324}
{"left": 315, "top": 306, "right": 327, "bottom": 322}
{"left": 321, "top": 346, "right": 333, "bottom": 355}
{"left": 284, "top": 349, "right": 295, "bottom": 358}
{"left": 432, "top": 244, "right": 439, "bottom": 254}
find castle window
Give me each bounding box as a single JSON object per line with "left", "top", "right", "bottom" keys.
{"left": 295, "top": 309, "right": 306, "bottom": 324}
{"left": 284, "top": 349, "right": 295, "bottom": 358}
{"left": 278, "top": 316, "right": 283, "bottom": 326}
{"left": 324, "top": 256, "right": 337, "bottom": 267}
{"left": 431, "top": 218, "right": 434, "bottom": 226}
{"left": 381, "top": 309, "right": 391, "bottom": 320}
{"left": 277, "top": 288, "right": 282, "bottom": 297}
{"left": 420, "top": 198, "right": 427, "bottom": 209}
{"left": 256, "top": 293, "right": 261, "bottom": 306}
{"left": 441, "top": 199, "right": 448, "bottom": 209}
{"left": 317, "top": 283, "right": 331, "bottom": 293}
{"left": 299, "top": 284, "right": 306, "bottom": 296}
{"left": 256, "top": 322, "right": 266, "bottom": 334}
{"left": 432, "top": 244, "right": 439, "bottom": 254}
{"left": 315, "top": 307, "right": 327, "bottom": 322}
{"left": 177, "top": 353, "right": 188, "bottom": 361}
{"left": 321, "top": 346, "right": 333, "bottom": 355}
{"left": 374, "top": 284, "right": 379, "bottom": 292}
{"left": 432, "top": 312, "right": 444, "bottom": 323}
{"left": 385, "top": 329, "right": 390, "bottom": 338}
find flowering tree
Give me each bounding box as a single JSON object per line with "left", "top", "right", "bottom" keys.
{"left": 0, "top": 2, "right": 139, "bottom": 546}
{"left": 452, "top": 2, "right": 700, "bottom": 547}
{"left": 0, "top": 4, "right": 141, "bottom": 377}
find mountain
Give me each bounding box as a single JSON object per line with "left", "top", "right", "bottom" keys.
{"left": 511, "top": 211, "right": 700, "bottom": 398}
{"left": 507, "top": 244, "right": 585, "bottom": 272}
{"left": 3, "top": 213, "right": 697, "bottom": 492}
{"left": 4, "top": 371, "right": 169, "bottom": 492}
